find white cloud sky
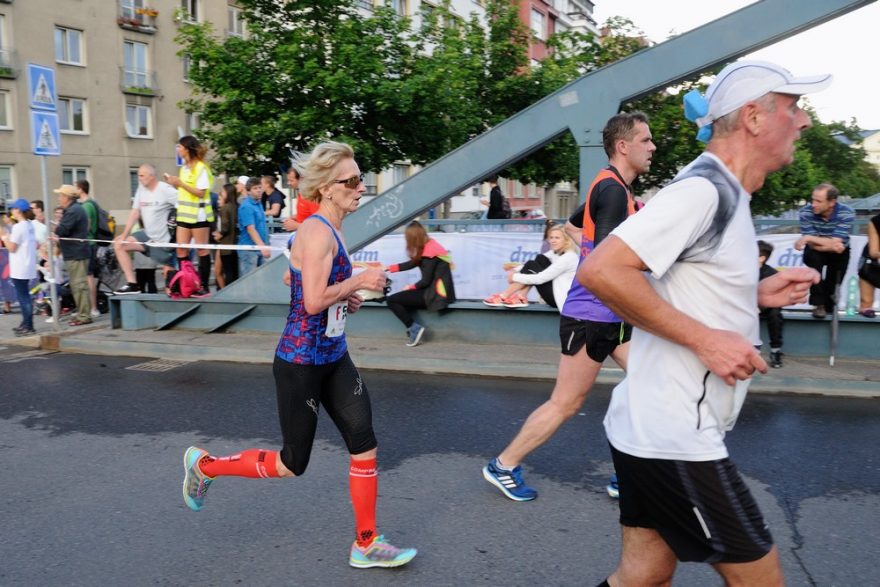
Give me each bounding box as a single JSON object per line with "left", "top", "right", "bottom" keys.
{"left": 592, "top": 0, "right": 880, "bottom": 129}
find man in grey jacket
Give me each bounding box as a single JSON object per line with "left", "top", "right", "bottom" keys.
{"left": 53, "top": 184, "right": 92, "bottom": 326}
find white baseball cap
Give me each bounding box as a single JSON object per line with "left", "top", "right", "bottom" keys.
{"left": 696, "top": 60, "right": 832, "bottom": 129}
{"left": 236, "top": 175, "right": 249, "bottom": 185}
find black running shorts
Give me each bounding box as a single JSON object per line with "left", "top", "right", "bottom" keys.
{"left": 609, "top": 444, "right": 774, "bottom": 564}
{"left": 273, "top": 353, "right": 377, "bottom": 476}
{"left": 559, "top": 315, "right": 632, "bottom": 362}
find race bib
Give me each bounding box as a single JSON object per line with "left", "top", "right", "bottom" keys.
{"left": 325, "top": 302, "right": 347, "bottom": 338}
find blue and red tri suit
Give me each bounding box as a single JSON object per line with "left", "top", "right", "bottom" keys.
{"left": 275, "top": 215, "right": 352, "bottom": 365}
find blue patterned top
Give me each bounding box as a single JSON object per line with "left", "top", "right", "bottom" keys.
{"left": 798, "top": 202, "right": 855, "bottom": 247}
{"left": 275, "top": 215, "right": 351, "bottom": 365}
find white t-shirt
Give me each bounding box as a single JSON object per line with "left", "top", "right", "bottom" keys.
{"left": 603, "top": 152, "right": 759, "bottom": 462}
{"left": 32, "top": 219, "right": 49, "bottom": 245}
{"left": 133, "top": 181, "right": 178, "bottom": 242}
{"left": 512, "top": 249, "right": 578, "bottom": 311}
{"left": 9, "top": 220, "right": 38, "bottom": 280}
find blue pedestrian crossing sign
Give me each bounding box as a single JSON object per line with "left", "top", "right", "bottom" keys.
{"left": 31, "top": 111, "right": 61, "bottom": 156}
{"left": 27, "top": 63, "right": 57, "bottom": 112}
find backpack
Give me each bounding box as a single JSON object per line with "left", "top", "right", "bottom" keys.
{"left": 85, "top": 199, "right": 116, "bottom": 241}
{"left": 500, "top": 196, "right": 512, "bottom": 219}
{"left": 166, "top": 260, "right": 201, "bottom": 298}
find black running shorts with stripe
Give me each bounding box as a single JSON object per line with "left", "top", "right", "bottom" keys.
{"left": 558, "top": 316, "right": 632, "bottom": 363}
{"left": 609, "top": 444, "right": 774, "bottom": 563}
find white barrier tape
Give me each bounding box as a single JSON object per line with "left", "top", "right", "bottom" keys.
{"left": 55, "top": 237, "right": 286, "bottom": 252}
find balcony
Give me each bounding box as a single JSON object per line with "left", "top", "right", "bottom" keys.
{"left": 117, "top": 2, "right": 158, "bottom": 34}
{"left": 120, "top": 67, "right": 159, "bottom": 96}
{"left": 0, "top": 47, "right": 18, "bottom": 79}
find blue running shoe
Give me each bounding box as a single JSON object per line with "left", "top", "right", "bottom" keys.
{"left": 406, "top": 323, "right": 425, "bottom": 347}
{"left": 482, "top": 458, "right": 537, "bottom": 501}
{"left": 349, "top": 535, "right": 417, "bottom": 569}
{"left": 606, "top": 473, "right": 619, "bottom": 499}
{"left": 182, "top": 446, "right": 214, "bottom": 511}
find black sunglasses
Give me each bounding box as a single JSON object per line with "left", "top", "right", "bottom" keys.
{"left": 332, "top": 174, "right": 364, "bottom": 190}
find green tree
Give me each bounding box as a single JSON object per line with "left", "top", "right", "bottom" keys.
{"left": 176, "top": 0, "right": 415, "bottom": 176}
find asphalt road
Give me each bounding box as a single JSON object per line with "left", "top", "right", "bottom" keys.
{"left": 1, "top": 346, "right": 878, "bottom": 586}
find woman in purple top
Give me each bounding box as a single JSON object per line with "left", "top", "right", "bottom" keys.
{"left": 180, "top": 142, "right": 417, "bottom": 569}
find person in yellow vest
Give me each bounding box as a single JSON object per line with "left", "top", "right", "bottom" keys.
{"left": 164, "top": 135, "right": 214, "bottom": 297}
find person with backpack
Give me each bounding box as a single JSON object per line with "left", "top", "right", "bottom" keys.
{"left": 52, "top": 184, "right": 93, "bottom": 326}
{"left": 76, "top": 180, "right": 103, "bottom": 318}
{"left": 481, "top": 176, "right": 511, "bottom": 219}
{"left": 163, "top": 135, "right": 214, "bottom": 298}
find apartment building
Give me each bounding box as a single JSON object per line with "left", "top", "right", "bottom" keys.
{"left": 0, "top": 0, "right": 241, "bottom": 211}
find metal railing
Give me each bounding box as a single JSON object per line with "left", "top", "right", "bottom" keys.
{"left": 117, "top": 1, "right": 158, "bottom": 32}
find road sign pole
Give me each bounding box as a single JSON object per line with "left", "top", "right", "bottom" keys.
{"left": 40, "top": 155, "right": 60, "bottom": 332}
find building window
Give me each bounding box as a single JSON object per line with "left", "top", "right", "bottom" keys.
{"left": 388, "top": 0, "right": 407, "bottom": 17}
{"left": 125, "top": 104, "right": 152, "bottom": 138}
{"left": 129, "top": 167, "right": 140, "bottom": 198}
{"left": 392, "top": 163, "right": 409, "bottom": 186}
{"left": 227, "top": 5, "right": 245, "bottom": 37}
{"left": 181, "top": 0, "right": 199, "bottom": 22}
{"left": 356, "top": 0, "right": 374, "bottom": 10}
{"left": 62, "top": 166, "right": 89, "bottom": 186}
{"left": 123, "top": 40, "right": 149, "bottom": 89}
{"left": 530, "top": 9, "right": 545, "bottom": 40}
{"left": 364, "top": 172, "right": 378, "bottom": 196}
{"left": 120, "top": 0, "right": 147, "bottom": 20}
{"left": 54, "top": 26, "right": 84, "bottom": 65}
{"left": 58, "top": 97, "right": 87, "bottom": 133}
{"left": 185, "top": 111, "right": 199, "bottom": 134}
{"left": 0, "top": 166, "right": 13, "bottom": 201}
{"left": 0, "top": 91, "right": 9, "bottom": 129}
{"left": 182, "top": 54, "right": 191, "bottom": 82}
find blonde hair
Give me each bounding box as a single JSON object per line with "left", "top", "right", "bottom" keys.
{"left": 547, "top": 224, "right": 578, "bottom": 254}
{"left": 296, "top": 141, "right": 355, "bottom": 203}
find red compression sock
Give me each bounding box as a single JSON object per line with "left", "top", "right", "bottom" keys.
{"left": 349, "top": 457, "right": 378, "bottom": 547}
{"left": 199, "top": 449, "right": 280, "bottom": 478}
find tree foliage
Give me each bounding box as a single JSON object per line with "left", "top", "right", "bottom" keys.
{"left": 176, "top": 1, "right": 880, "bottom": 210}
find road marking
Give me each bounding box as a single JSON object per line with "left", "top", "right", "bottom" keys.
{"left": 126, "top": 358, "right": 193, "bottom": 372}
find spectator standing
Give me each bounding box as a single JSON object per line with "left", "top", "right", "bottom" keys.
{"left": 29, "top": 200, "right": 50, "bottom": 247}
{"left": 581, "top": 60, "right": 825, "bottom": 586}
{"left": 857, "top": 212, "right": 880, "bottom": 317}
{"left": 164, "top": 135, "right": 214, "bottom": 297}
{"left": 76, "top": 180, "right": 101, "bottom": 318}
{"left": 795, "top": 183, "right": 854, "bottom": 318}
{"left": 758, "top": 240, "right": 785, "bottom": 368}
{"left": 235, "top": 176, "right": 249, "bottom": 202}
{"left": 0, "top": 199, "right": 38, "bottom": 336}
{"left": 111, "top": 164, "right": 179, "bottom": 295}
{"left": 281, "top": 166, "right": 319, "bottom": 232}
{"left": 261, "top": 175, "right": 286, "bottom": 218}
{"left": 483, "top": 224, "right": 578, "bottom": 309}
{"left": 52, "top": 184, "right": 92, "bottom": 326}
{"left": 481, "top": 176, "right": 509, "bottom": 219}
{"left": 213, "top": 183, "right": 239, "bottom": 288}
{"left": 385, "top": 221, "right": 456, "bottom": 347}
{"left": 237, "top": 177, "right": 270, "bottom": 277}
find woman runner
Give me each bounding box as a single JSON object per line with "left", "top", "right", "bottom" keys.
{"left": 181, "top": 141, "right": 417, "bottom": 569}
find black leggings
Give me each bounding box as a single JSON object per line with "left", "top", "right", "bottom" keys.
{"left": 385, "top": 288, "right": 427, "bottom": 328}
{"left": 520, "top": 254, "right": 555, "bottom": 307}
{"left": 273, "top": 353, "right": 377, "bottom": 476}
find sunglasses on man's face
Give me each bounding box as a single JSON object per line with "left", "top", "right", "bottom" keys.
{"left": 332, "top": 174, "right": 364, "bottom": 190}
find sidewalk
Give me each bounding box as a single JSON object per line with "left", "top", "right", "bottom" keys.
{"left": 3, "top": 309, "right": 878, "bottom": 398}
